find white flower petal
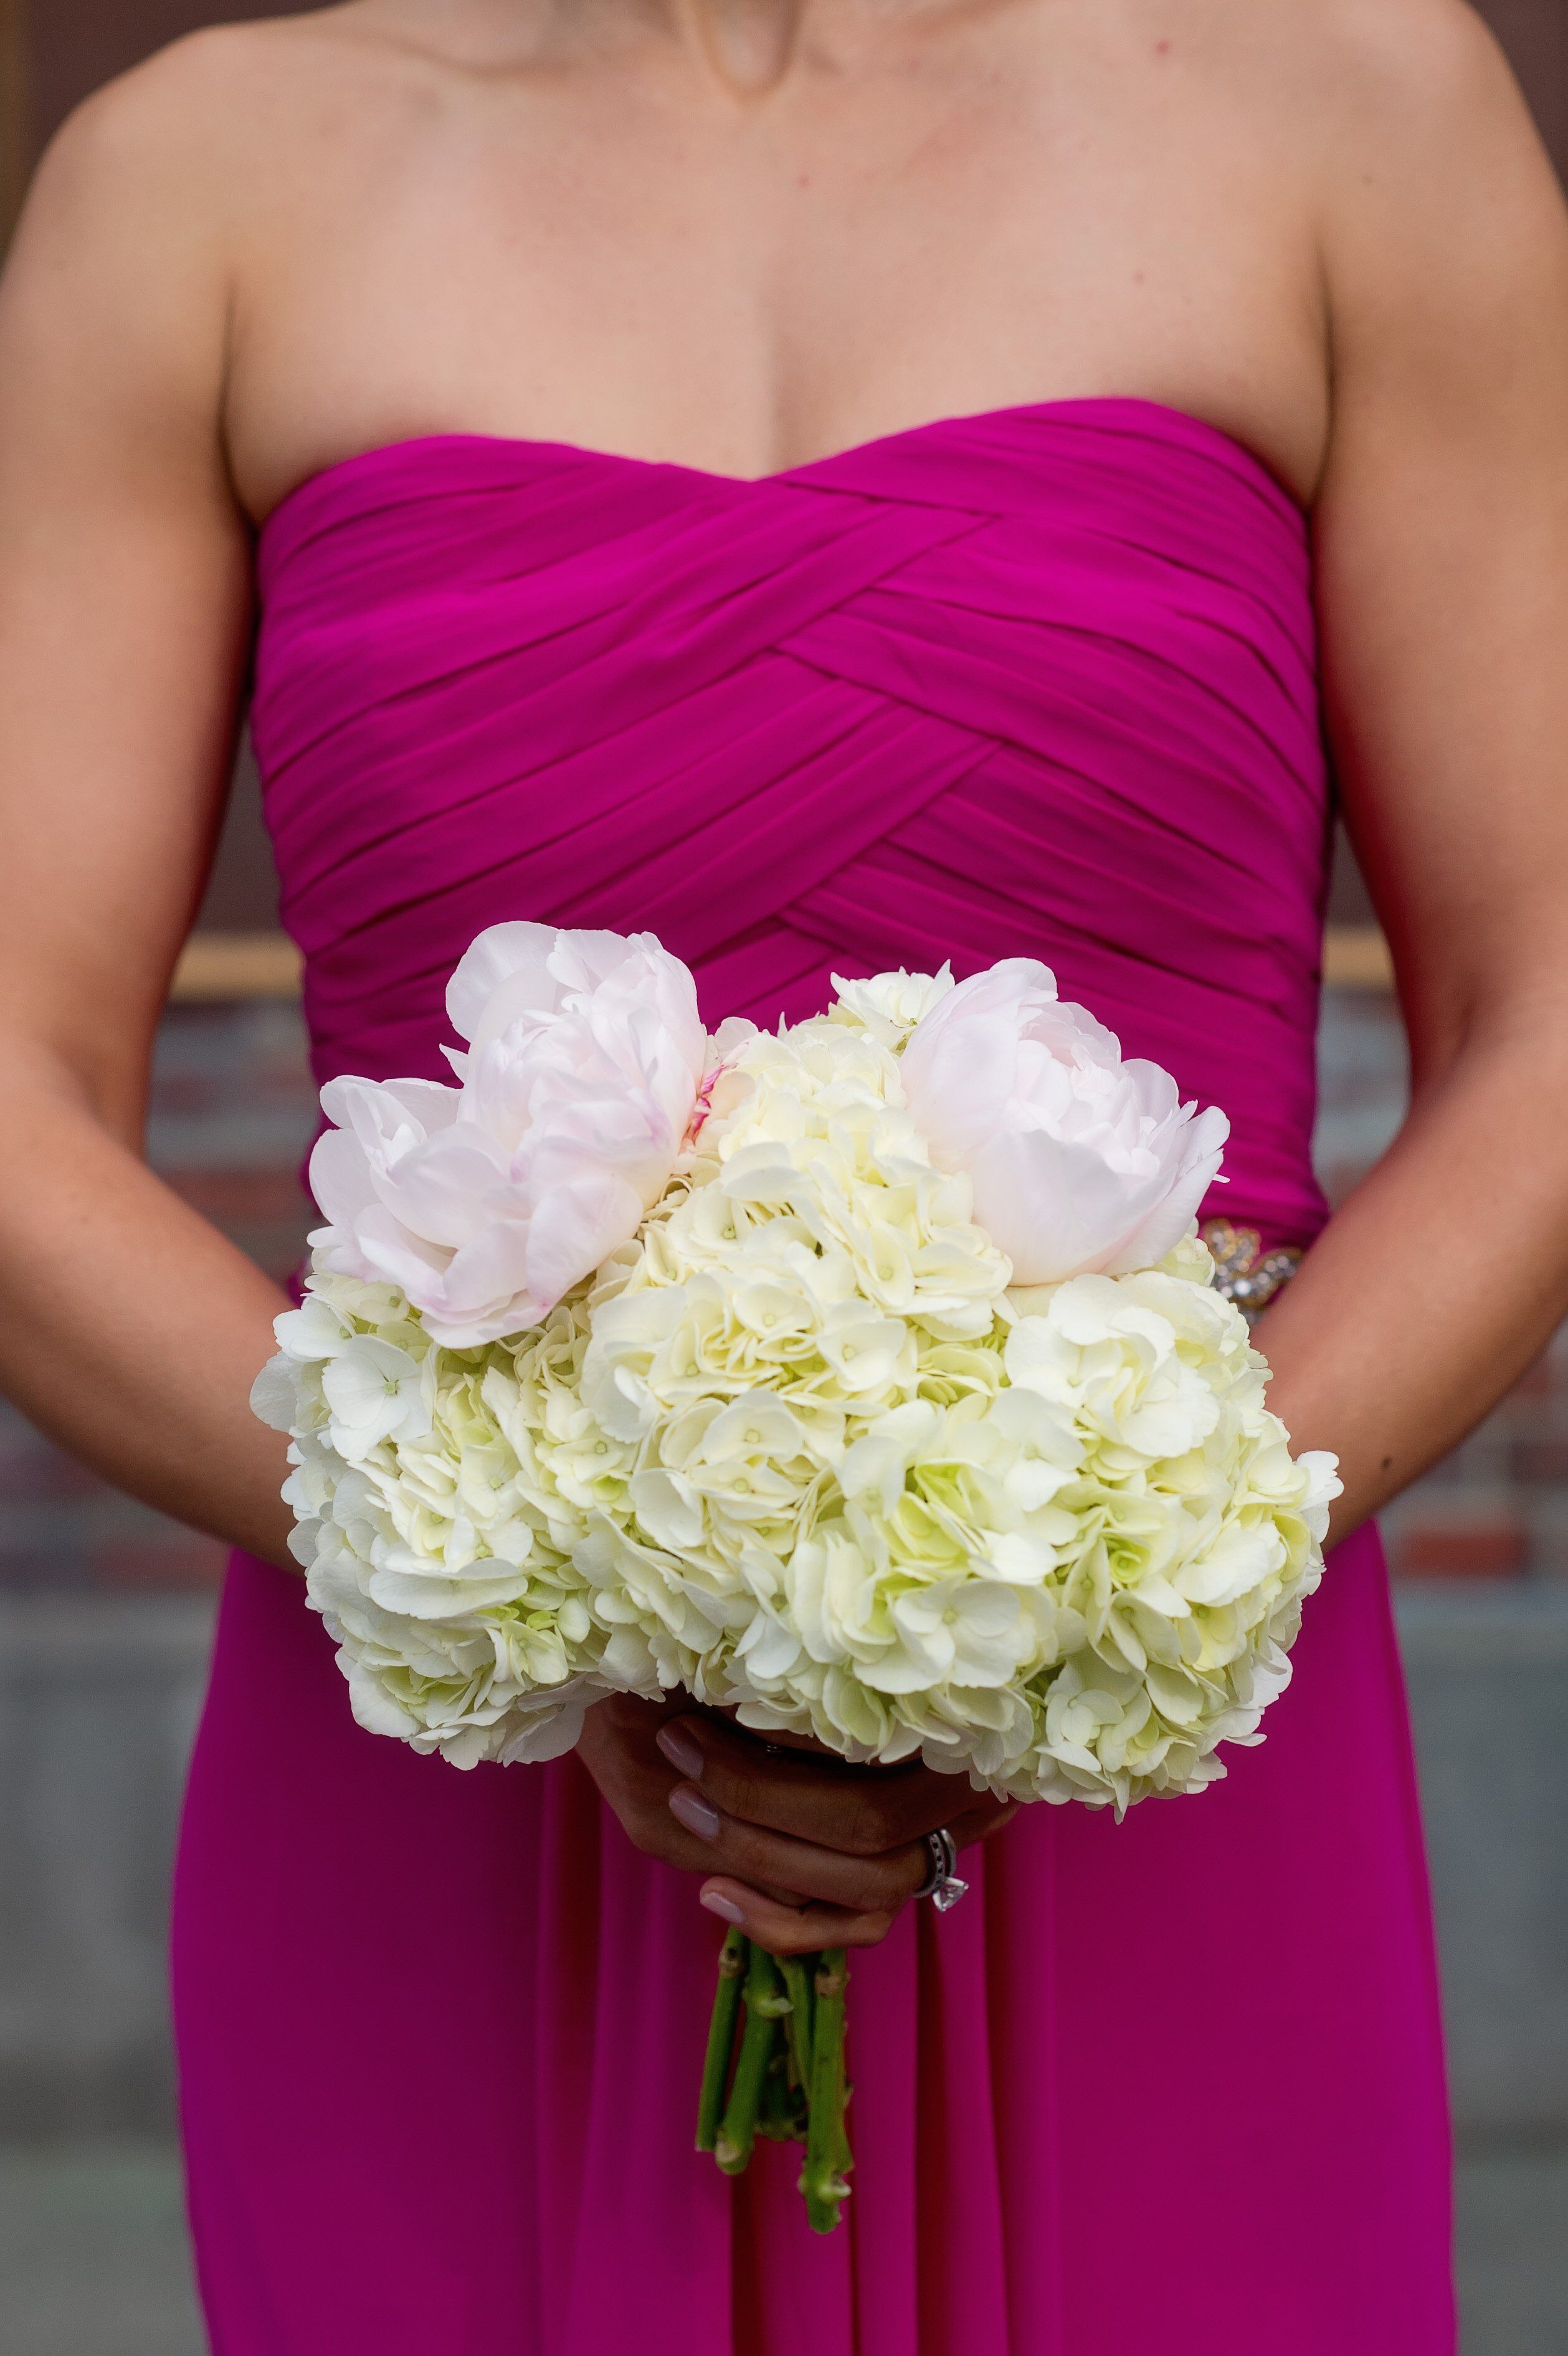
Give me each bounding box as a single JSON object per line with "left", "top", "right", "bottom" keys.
{"left": 901, "top": 966, "right": 1228, "bottom": 1282}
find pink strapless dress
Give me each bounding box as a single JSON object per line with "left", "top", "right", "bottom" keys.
{"left": 172, "top": 401, "right": 1454, "bottom": 2354}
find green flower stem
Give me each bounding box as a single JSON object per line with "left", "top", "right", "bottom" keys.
{"left": 802, "top": 1949, "right": 851, "bottom": 2234}
{"left": 695, "top": 1927, "right": 748, "bottom": 2154}
{"left": 776, "top": 1954, "right": 815, "bottom": 2092}
{"left": 758, "top": 2028, "right": 798, "bottom": 2140}
{"left": 715, "top": 1942, "right": 784, "bottom": 2175}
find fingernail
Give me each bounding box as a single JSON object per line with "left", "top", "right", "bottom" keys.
{"left": 657, "top": 1722, "right": 704, "bottom": 1778}
{"left": 668, "top": 1784, "right": 721, "bottom": 1841}
{"left": 700, "top": 1889, "right": 744, "bottom": 1924}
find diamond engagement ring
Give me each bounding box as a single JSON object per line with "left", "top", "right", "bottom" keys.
{"left": 915, "top": 1827, "right": 970, "bottom": 1913}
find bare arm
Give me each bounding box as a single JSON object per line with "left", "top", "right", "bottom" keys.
{"left": 0, "top": 64, "right": 295, "bottom": 1565}
{"left": 1254, "top": 0, "right": 1568, "bottom": 1534}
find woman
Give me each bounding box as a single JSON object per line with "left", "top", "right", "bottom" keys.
{"left": 0, "top": 0, "right": 1564, "bottom": 2345}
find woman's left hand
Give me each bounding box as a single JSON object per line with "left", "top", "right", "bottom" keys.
{"left": 652, "top": 1708, "right": 1017, "bottom": 1954}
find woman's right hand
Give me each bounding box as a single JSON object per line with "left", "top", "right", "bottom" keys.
{"left": 574, "top": 1692, "right": 1015, "bottom": 1955}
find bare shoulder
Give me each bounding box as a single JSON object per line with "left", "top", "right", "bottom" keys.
{"left": 1023, "top": 0, "right": 1556, "bottom": 249}
{"left": 17, "top": 0, "right": 490, "bottom": 297}
{"left": 1186, "top": 0, "right": 1530, "bottom": 124}
{"left": 24, "top": 6, "right": 425, "bottom": 216}
{"left": 0, "top": 6, "right": 453, "bottom": 432}
{"left": 1265, "top": 0, "right": 1566, "bottom": 258}
{"left": 1143, "top": 0, "right": 1551, "bottom": 200}
{"left": 1288, "top": 0, "right": 1518, "bottom": 93}
{"left": 0, "top": 14, "right": 355, "bottom": 489}
{"left": 1199, "top": 0, "right": 1568, "bottom": 399}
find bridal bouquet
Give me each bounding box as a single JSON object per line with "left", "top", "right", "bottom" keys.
{"left": 254, "top": 924, "right": 1338, "bottom": 2228}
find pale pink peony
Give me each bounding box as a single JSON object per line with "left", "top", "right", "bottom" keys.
{"left": 308, "top": 925, "right": 708, "bottom": 1344}
{"left": 898, "top": 958, "right": 1228, "bottom": 1285}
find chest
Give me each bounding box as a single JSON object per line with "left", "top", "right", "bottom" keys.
{"left": 227, "top": 6, "right": 1326, "bottom": 513}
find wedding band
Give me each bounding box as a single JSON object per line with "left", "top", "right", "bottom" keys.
{"left": 915, "top": 1826, "right": 970, "bottom": 1913}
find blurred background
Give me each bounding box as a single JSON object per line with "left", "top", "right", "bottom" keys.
{"left": 1, "top": 4, "right": 1566, "bottom": 2352}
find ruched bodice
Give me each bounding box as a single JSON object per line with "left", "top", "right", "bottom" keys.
{"left": 253, "top": 399, "right": 1329, "bottom": 1245}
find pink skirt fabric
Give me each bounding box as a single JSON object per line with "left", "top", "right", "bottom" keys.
{"left": 173, "top": 1524, "right": 1452, "bottom": 2354}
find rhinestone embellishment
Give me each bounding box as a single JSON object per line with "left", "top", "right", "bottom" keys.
{"left": 1200, "top": 1219, "right": 1303, "bottom": 1324}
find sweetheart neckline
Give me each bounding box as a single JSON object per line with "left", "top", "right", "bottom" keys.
{"left": 256, "top": 394, "right": 1303, "bottom": 540}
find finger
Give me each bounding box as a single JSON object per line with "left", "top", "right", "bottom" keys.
{"left": 700, "top": 1878, "right": 899, "bottom": 1956}
{"left": 609, "top": 1793, "right": 736, "bottom": 1876}
{"left": 587, "top": 1689, "right": 696, "bottom": 1745}
{"left": 657, "top": 1712, "right": 1003, "bottom": 1857}
{"left": 668, "top": 1780, "right": 931, "bottom": 1912}
{"left": 575, "top": 1702, "right": 850, "bottom": 1894}
{"left": 574, "top": 1696, "right": 748, "bottom": 1876}
{"left": 949, "top": 1798, "right": 1021, "bottom": 1850}
{"left": 606, "top": 1793, "right": 814, "bottom": 1887}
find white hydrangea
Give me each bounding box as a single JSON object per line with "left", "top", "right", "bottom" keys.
{"left": 257, "top": 962, "right": 1336, "bottom": 1810}
{"left": 571, "top": 1037, "right": 1334, "bottom": 1807}
{"left": 829, "top": 962, "right": 956, "bottom": 1048}
{"left": 252, "top": 1271, "right": 653, "bottom": 1765}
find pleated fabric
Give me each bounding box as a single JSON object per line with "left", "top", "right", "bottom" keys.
{"left": 173, "top": 400, "right": 1453, "bottom": 2353}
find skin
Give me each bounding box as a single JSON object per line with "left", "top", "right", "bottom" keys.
{"left": 0, "top": 0, "right": 1565, "bottom": 1956}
